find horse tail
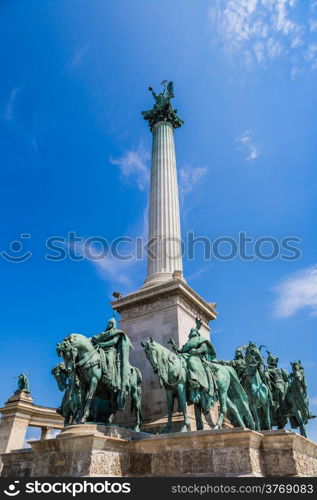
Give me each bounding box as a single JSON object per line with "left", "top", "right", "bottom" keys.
{"left": 227, "top": 367, "right": 255, "bottom": 429}
{"left": 130, "top": 367, "right": 143, "bottom": 422}
{"left": 135, "top": 366, "right": 143, "bottom": 386}
{"left": 130, "top": 386, "right": 143, "bottom": 422}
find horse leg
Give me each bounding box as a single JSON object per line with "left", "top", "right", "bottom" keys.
{"left": 263, "top": 400, "right": 271, "bottom": 430}
{"left": 213, "top": 374, "right": 230, "bottom": 430}
{"left": 106, "top": 393, "right": 118, "bottom": 424}
{"left": 178, "top": 384, "right": 190, "bottom": 432}
{"left": 130, "top": 384, "right": 142, "bottom": 432}
{"left": 79, "top": 376, "right": 98, "bottom": 423}
{"left": 250, "top": 400, "right": 260, "bottom": 431}
{"left": 194, "top": 404, "right": 204, "bottom": 431}
{"left": 161, "top": 389, "right": 174, "bottom": 433}
{"left": 75, "top": 386, "right": 87, "bottom": 423}
{"left": 294, "top": 409, "right": 306, "bottom": 438}
{"left": 226, "top": 397, "right": 246, "bottom": 427}
{"left": 205, "top": 410, "right": 216, "bottom": 429}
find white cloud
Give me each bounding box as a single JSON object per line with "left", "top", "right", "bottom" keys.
{"left": 110, "top": 146, "right": 150, "bottom": 192}
{"left": 71, "top": 239, "right": 138, "bottom": 290}
{"left": 311, "top": 396, "right": 317, "bottom": 406}
{"left": 178, "top": 165, "right": 207, "bottom": 197}
{"left": 4, "top": 87, "right": 20, "bottom": 121}
{"left": 273, "top": 265, "right": 317, "bottom": 318}
{"left": 237, "top": 130, "right": 260, "bottom": 162}
{"left": 69, "top": 46, "right": 89, "bottom": 69}
{"left": 208, "top": 0, "right": 317, "bottom": 73}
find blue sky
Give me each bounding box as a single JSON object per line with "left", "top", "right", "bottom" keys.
{"left": 1, "top": 0, "right": 317, "bottom": 440}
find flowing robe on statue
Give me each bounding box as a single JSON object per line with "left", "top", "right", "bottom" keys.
{"left": 180, "top": 333, "right": 218, "bottom": 411}
{"left": 91, "top": 327, "right": 132, "bottom": 410}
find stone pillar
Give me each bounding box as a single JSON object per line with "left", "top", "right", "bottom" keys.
{"left": 144, "top": 121, "right": 183, "bottom": 287}
{"left": 0, "top": 392, "right": 33, "bottom": 457}
{"left": 0, "top": 415, "right": 30, "bottom": 454}
{"left": 0, "top": 390, "right": 63, "bottom": 455}
{"left": 40, "top": 427, "right": 52, "bottom": 440}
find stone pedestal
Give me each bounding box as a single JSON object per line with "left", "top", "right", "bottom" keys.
{"left": 2, "top": 426, "right": 316, "bottom": 477}
{"left": 112, "top": 278, "right": 217, "bottom": 432}
{"left": 0, "top": 392, "right": 33, "bottom": 456}
{"left": 0, "top": 390, "right": 64, "bottom": 473}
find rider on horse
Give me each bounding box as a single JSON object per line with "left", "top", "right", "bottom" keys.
{"left": 91, "top": 317, "right": 132, "bottom": 410}
{"left": 264, "top": 352, "right": 289, "bottom": 412}
{"left": 177, "top": 318, "right": 218, "bottom": 406}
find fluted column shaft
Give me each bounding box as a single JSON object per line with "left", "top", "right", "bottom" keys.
{"left": 144, "top": 121, "right": 183, "bottom": 287}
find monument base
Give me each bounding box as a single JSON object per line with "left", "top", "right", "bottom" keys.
{"left": 1, "top": 426, "right": 317, "bottom": 477}
{"left": 111, "top": 277, "right": 217, "bottom": 431}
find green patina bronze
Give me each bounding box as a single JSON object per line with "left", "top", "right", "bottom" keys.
{"left": 141, "top": 81, "right": 184, "bottom": 131}
{"left": 16, "top": 373, "right": 30, "bottom": 392}
{"left": 52, "top": 362, "right": 81, "bottom": 426}
{"left": 142, "top": 319, "right": 255, "bottom": 433}
{"left": 53, "top": 318, "right": 143, "bottom": 431}
{"left": 243, "top": 342, "right": 271, "bottom": 431}
{"left": 284, "top": 360, "right": 315, "bottom": 438}
{"left": 142, "top": 320, "right": 315, "bottom": 435}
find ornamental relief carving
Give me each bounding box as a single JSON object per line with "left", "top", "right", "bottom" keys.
{"left": 120, "top": 295, "right": 177, "bottom": 320}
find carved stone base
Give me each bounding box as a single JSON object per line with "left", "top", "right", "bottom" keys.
{"left": 2, "top": 426, "right": 316, "bottom": 477}
{"left": 111, "top": 278, "right": 217, "bottom": 431}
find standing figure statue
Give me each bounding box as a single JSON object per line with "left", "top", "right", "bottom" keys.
{"left": 264, "top": 351, "right": 289, "bottom": 429}
{"left": 16, "top": 373, "right": 30, "bottom": 392}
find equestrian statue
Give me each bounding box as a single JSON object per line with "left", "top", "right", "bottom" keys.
{"left": 53, "top": 317, "right": 143, "bottom": 431}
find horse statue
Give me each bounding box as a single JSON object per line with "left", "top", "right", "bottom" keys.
{"left": 243, "top": 342, "right": 271, "bottom": 431}
{"left": 52, "top": 362, "right": 81, "bottom": 425}
{"left": 57, "top": 331, "right": 143, "bottom": 431}
{"left": 142, "top": 336, "right": 255, "bottom": 433}
{"left": 284, "top": 361, "right": 316, "bottom": 438}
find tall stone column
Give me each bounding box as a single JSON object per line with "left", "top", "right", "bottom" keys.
{"left": 144, "top": 121, "right": 183, "bottom": 287}
{"left": 112, "top": 82, "right": 217, "bottom": 431}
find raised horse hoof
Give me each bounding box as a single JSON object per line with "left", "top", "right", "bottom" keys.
{"left": 133, "top": 426, "right": 141, "bottom": 433}
{"left": 180, "top": 424, "right": 190, "bottom": 432}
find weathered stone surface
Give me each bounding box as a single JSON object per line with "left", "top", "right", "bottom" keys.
{"left": 182, "top": 448, "right": 213, "bottom": 474}
{"left": 89, "top": 451, "right": 128, "bottom": 476}
{"left": 0, "top": 389, "right": 63, "bottom": 475}
{"left": 261, "top": 429, "right": 317, "bottom": 476}
{"left": 1, "top": 449, "right": 33, "bottom": 478}
{"left": 112, "top": 279, "right": 217, "bottom": 432}
{"left": 129, "top": 453, "right": 152, "bottom": 475}
{"left": 1, "top": 426, "right": 316, "bottom": 477}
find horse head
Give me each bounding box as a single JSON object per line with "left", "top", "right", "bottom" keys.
{"left": 56, "top": 335, "right": 81, "bottom": 374}
{"left": 141, "top": 337, "right": 159, "bottom": 373}
{"left": 51, "top": 362, "right": 68, "bottom": 391}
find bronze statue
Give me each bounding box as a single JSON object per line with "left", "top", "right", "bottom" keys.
{"left": 54, "top": 318, "right": 143, "bottom": 431}
{"left": 16, "top": 373, "right": 30, "bottom": 392}
{"left": 142, "top": 81, "right": 184, "bottom": 131}
{"left": 91, "top": 317, "right": 132, "bottom": 410}
{"left": 143, "top": 319, "right": 255, "bottom": 432}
